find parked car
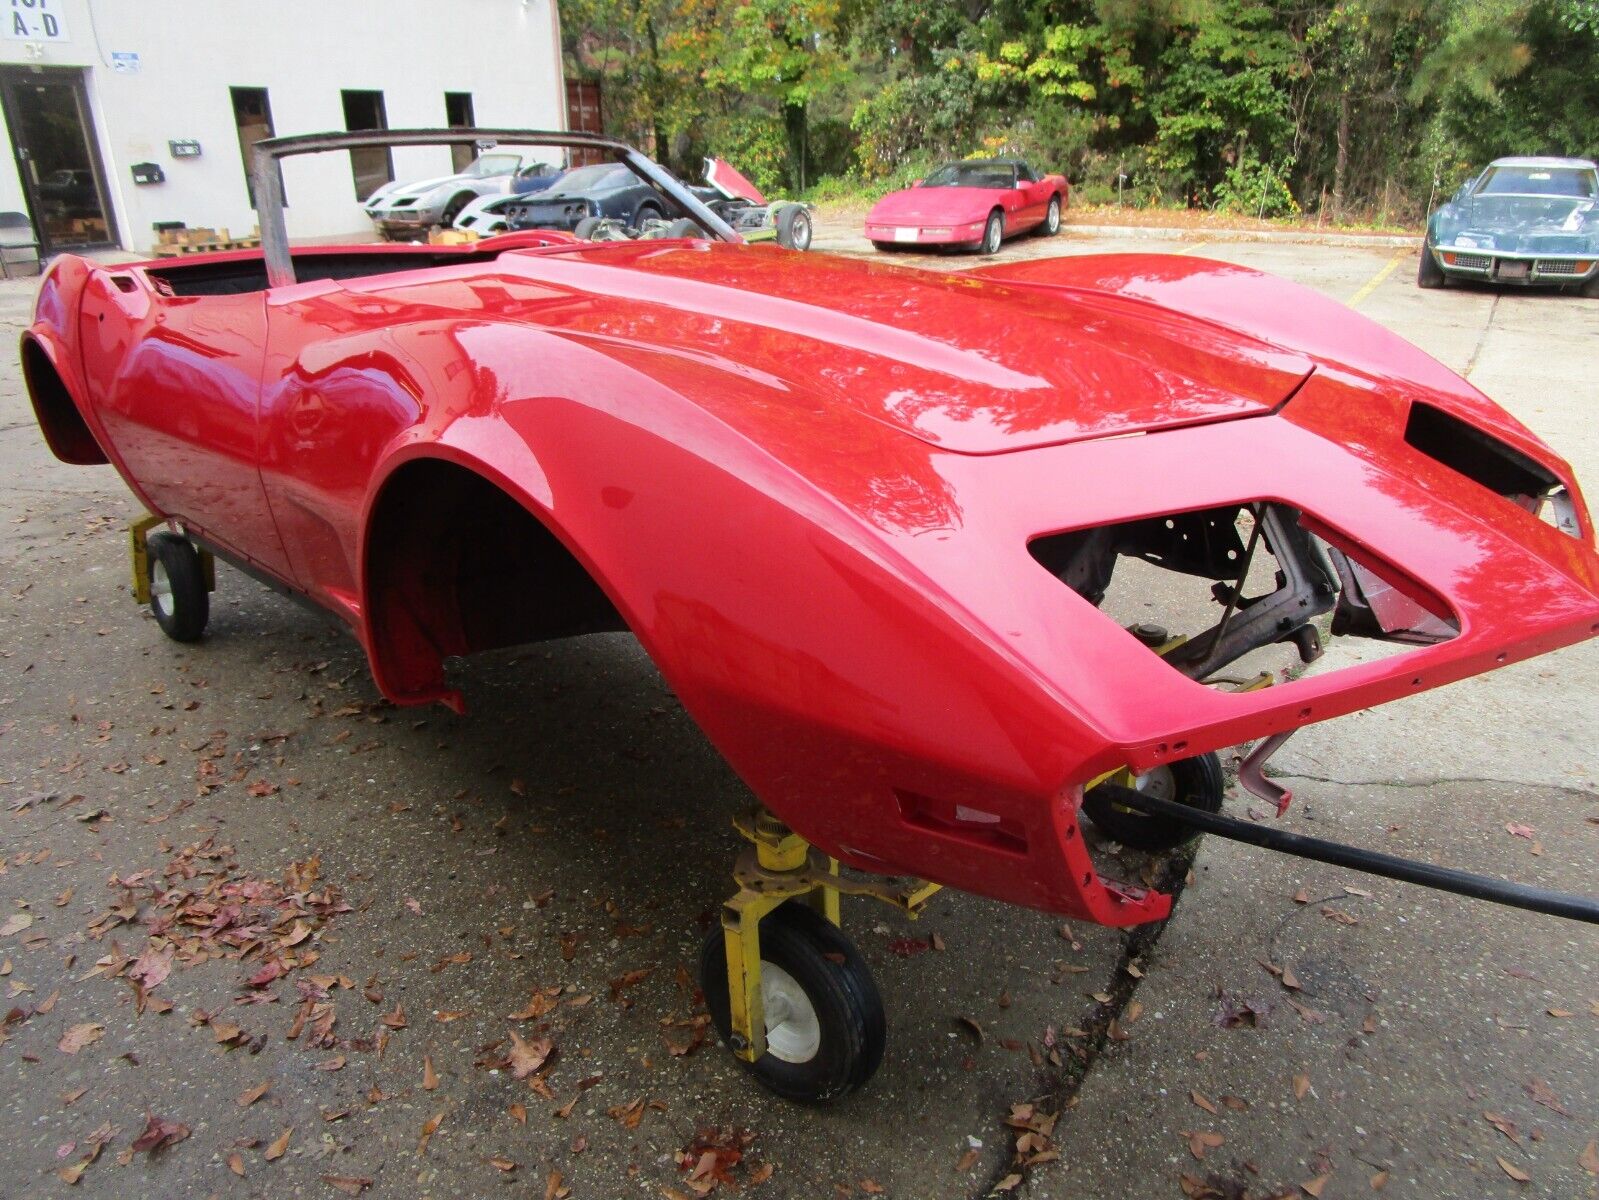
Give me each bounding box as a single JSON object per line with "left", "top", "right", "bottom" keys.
{"left": 565, "top": 158, "right": 814, "bottom": 250}
{"left": 1420, "top": 156, "right": 1599, "bottom": 295}
{"left": 23, "top": 128, "right": 1599, "bottom": 1105}
{"left": 864, "top": 159, "right": 1067, "bottom": 253}
{"left": 451, "top": 172, "right": 564, "bottom": 237}
{"left": 363, "top": 150, "right": 558, "bottom": 240}
{"left": 502, "top": 162, "right": 667, "bottom": 233}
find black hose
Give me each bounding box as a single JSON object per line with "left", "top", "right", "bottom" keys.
{"left": 1111, "top": 790, "right": 1599, "bottom": 924}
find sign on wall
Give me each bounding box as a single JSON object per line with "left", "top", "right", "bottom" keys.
{"left": 4, "top": 0, "right": 70, "bottom": 42}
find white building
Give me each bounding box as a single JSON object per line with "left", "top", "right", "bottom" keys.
{"left": 0, "top": 0, "right": 569, "bottom": 255}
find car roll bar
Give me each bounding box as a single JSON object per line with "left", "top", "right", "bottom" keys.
{"left": 251, "top": 127, "right": 743, "bottom": 289}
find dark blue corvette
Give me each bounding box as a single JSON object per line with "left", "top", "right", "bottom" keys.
{"left": 1420, "top": 156, "right": 1599, "bottom": 295}
{"left": 502, "top": 163, "right": 668, "bottom": 233}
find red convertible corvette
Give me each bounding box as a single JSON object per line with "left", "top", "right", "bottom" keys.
{"left": 864, "top": 158, "right": 1068, "bottom": 253}
{"left": 22, "top": 129, "right": 1599, "bottom": 1101}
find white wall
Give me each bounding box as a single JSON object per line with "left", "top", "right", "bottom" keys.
{"left": 0, "top": 0, "right": 566, "bottom": 249}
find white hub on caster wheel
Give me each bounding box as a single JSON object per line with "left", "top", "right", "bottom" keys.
{"left": 758, "top": 961, "right": 822, "bottom": 1063}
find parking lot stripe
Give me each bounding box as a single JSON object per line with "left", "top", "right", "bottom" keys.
{"left": 1172, "top": 240, "right": 1213, "bottom": 256}
{"left": 1346, "top": 249, "right": 1407, "bottom": 308}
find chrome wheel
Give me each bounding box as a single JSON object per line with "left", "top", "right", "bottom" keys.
{"left": 982, "top": 212, "right": 1003, "bottom": 254}
{"left": 1045, "top": 196, "right": 1061, "bottom": 234}
{"left": 759, "top": 961, "right": 822, "bottom": 1063}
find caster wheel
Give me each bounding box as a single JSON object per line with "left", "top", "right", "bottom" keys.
{"left": 146, "top": 531, "right": 209, "bottom": 643}
{"left": 701, "top": 901, "right": 885, "bottom": 1103}
{"left": 1082, "top": 751, "right": 1224, "bottom": 851}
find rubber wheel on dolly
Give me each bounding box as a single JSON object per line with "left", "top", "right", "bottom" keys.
{"left": 146, "top": 531, "right": 209, "bottom": 643}
{"left": 1082, "top": 751, "right": 1225, "bottom": 851}
{"left": 775, "top": 204, "right": 813, "bottom": 251}
{"left": 701, "top": 901, "right": 885, "bottom": 1103}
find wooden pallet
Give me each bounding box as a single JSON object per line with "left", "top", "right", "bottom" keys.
{"left": 151, "top": 237, "right": 261, "bottom": 257}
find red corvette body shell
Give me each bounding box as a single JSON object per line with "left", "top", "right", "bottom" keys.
{"left": 865, "top": 172, "right": 1068, "bottom": 246}
{"left": 22, "top": 238, "right": 1599, "bottom": 927}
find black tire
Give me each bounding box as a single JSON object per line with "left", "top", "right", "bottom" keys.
{"left": 664, "top": 217, "right": 702, "bottom": 239}
{"left": 775, "top": 204, "right": 813, "bottom": 251}
{"left": 1035, "top": 194, "right": 1062, "bottom": 237}
{"left": 1417, "top": 242, "right": 1447, "bottom": 289}
{"left": 633, "top": 203, "right": 662, "bottom": 230}
{"left": 979, "top": 210, "right": 1004, "bottom": 255}
{"left": 870, "top": 240, "right": 896, "bottom": 252}
{"left": 440, "top": 193, "right": 473, "bottom": 228}
{"left": 1581, "top": 272, "right": 1599, "bottom": 299}
{"left": 146, "top": 531, "right": 208, "bottom": 643}
{"left": 573, "top": 216, "right": 605, "bottom": 240}
{"left": 701, "top": 902, "right": 885, "bottom": 1103}
{"left": 1082, "top": 751, "right": 1225, "bottom": 852}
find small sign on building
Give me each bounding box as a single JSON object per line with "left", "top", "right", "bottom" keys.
{"left": 111, "top": 51, "right": 140, "bottom": 74}
{"left": 3, "top": 0, "right": 70, "bottom": 42}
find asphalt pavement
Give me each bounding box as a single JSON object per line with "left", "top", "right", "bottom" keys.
{"left": 0, "top": 221, "right": 1595, "bottom": 1200}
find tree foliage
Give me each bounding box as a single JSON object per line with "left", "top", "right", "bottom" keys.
{"left": 561, "top": 0, "right": 1599, "bottom": 215}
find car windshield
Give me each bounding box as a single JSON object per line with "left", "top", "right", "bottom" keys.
{"left": 1475, "top": 166, "right": 1597, "bottom": 198}
{"left": 460, "top": 153, "right": 523, "bottom": 179}
{"left": 923, "top": 162, "right": 1016, "bottom": 189}
{"left": 546, "top": 164, "right": 630, "bottom": 193}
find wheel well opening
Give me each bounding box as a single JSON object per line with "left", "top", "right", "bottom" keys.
{"left": 21, "top": 338, "right": 106, "bottom": 465}
{"left": 364, "top": 459, "right": 625, "bottom": 704}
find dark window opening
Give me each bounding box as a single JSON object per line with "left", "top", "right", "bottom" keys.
{"left": 0, "top": 65, "right": 116, "bottom": 251}
{"left": 230, "top": 86, "right": 279, "bottom": 209}
{"left": 445, "top": 92, "right": 475, "bottom": 173}
{"left": 341, "top": 89, "right": 392, "bottom": 202}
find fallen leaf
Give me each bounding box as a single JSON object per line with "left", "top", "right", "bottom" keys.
{"left": 508, "top": 1030, "right": 553, "bottom": 1079}
{"left": 861, "top": 1180, "right": 885, "bottom": 1194}
{"left": 423, "top": 1054, "right": 439, "bottom": 1090}
{"left": 227, "top": 1151, "right": 246, "bottom": 1177}
{"left": 381, "top": 1003, "right": 407, "bottom": 1030}
{"left": 418, "top": 1111, "right": 443, "bottom": 1156}
{"left": 1190, "top": 1089, "right": 1218, "bottom": 1114}
{"left": 129, "top": 1114, "right": 190, "bottom": 1155}
{"left": 489, "top": 1156, "right": 517, "bottom": 1172}
{"left": 237, "top": 1080, "right": 272, "bottom": 1108}
{"left": 1280, "top": 965, "right": 1302, "bottom": 990}
{"left": 1301, "top": 1174, "right": 1331, "bottom": 1196}
{"left": 1524, "top": 1077, "right": 1569, "bottom": 1115}
{"left": 1579, "top": 1139, "right": 1599, "bottom": 1175}
{"left": 1293, "top": 1072, "right": 1311, "bottom": 1100}
{"left": 1484, "top": 1111, "right": 1521, "bottom": 1144}
{"left": 1, "top": 913, "right": 34, "bottom": 937}
{"left": 265, "top": 1127, "right": 292, "bottom": 1161}
{"left": 60, "top": 1087, "right": 89, "bottom": 1107}
{"left": 544, "top": 1168, "right": 566, "bottom": 1200}
{"left": 1186, "top": 1130, "right": 1224, "bottom": 1160}
{"left": 508, "top": 1101, "right": 526, "bottom": 1124}
{"left": 58, "top": 1023, "right": 104, "bottom": 1054}
{"left": 1496, "top": 1156, "right": 1531, "bottom": 1183}
{"left": 955, "top": 1148, "right": 979, "bottom": 1172}
{"left": 1370, "top": 1169, "right": 1389, "bottom": 1190}
{"left": 992, "top": 1174, "right": 1023, "bottom": 1193}
{"left": 1505, "top": 822, "right": 1536, "bottom": 839}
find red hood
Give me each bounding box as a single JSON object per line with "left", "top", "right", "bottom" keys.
{"left": 704, "top": 158, "right": 767, "bottom": 205}
{"left": 358, "top": 243, "right": 1313, "bottom": 455}
{"left": 867, "top": 186, "right": 1008, "bottom": 225}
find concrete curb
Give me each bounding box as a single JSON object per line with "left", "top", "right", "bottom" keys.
{"left": 1059, "top": 222, "right": 1420, "bottom": 249}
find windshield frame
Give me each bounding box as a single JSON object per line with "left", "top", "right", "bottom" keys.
{"left": 922, "top": 161, "right": 1019, "bottom": 190}
{"left": 461, "top": 152, "right": 524, "bottom": 179}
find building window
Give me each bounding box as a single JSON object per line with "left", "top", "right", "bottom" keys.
{"left": 445, "top": 92, "right": 475, "bottom": 173}
{"left": 340, "top": 89, "right": 392, "bottom": 202}
{"left": 230, "top": 87, "right": 277, "bottom": 208}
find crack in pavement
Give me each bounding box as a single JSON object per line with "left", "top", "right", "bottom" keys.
{"left": 971, "top": 841, "right": 1200, "bottom": 1199}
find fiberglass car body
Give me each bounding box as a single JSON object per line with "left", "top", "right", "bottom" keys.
{"left": 1420, "top": 156, "right": 1599, "bottom": 294}
{"left": 20, "top": 127, "right": 1599, "bottom": 1098}
{"left": 865, "top": 158, "right": 1068, "bottom": 253}
{"left": 363, "top": 149, "right": 557, "bottom": 240}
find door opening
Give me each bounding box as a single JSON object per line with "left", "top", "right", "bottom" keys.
{"left": 0, "top": 65, "right": 116, "bottom": 252}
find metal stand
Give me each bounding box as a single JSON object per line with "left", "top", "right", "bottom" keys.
{"left": 719, "top": 807, "right": 940, "bottom": 1061}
